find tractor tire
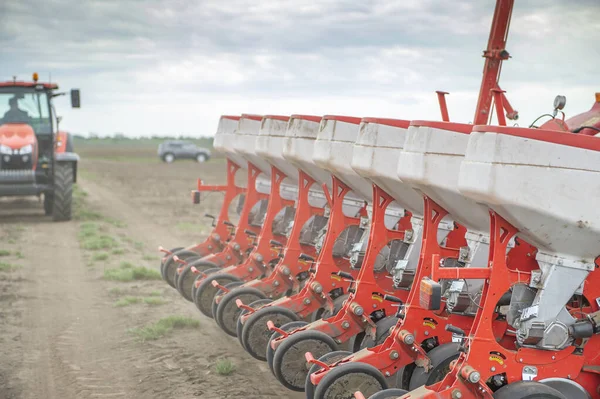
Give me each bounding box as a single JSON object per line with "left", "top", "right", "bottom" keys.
{"left": 52, "top": 162, "right": 74, "bottom": 222}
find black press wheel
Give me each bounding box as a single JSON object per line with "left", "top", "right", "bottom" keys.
{"left": 160, "top": 247, "right": 184, "bottom": 279}
{"left": 305, "top": 350, "right": 352, "bottom": 399}
{"left": 267, "top": 321, "right": 308, "bottom": 374}
{"left": 241, "top": 305, "right": 300, "bottom": 361}
{"left": 212, "top": 281, "right": 244, "bottom": 328}
{"left": 368, "top": 388, "right": 409, "bottom": 399}
{"left": 272, "top": 329, "right": 339, "bottom": 392}
{"left": 408, "top": 343, "right": 461, "bottom": 390}
{"left": 176, "top": 259, "right": 218, "bottom": 301}
{"left": 173, "top": 256, "right": 201, "bottom": 287}
{"left": 215, "top": 287, "right": 267, "bottom": 337}
{"left": 191, "top": 267, "right": 220, "bottom": 299}
{"left": 314, "top": 363, "right": 388, "bottom": 399}
{"left": 163, "top": 249, "right": 200, "bottom": 288}
{"left": 493, "top": 381, "right": 567, "bottom": 399}
{"left": 237, "top": 299, "right": 273, "bottom": 350}
{"left": 193, "top": 273, "right": 240, "bottom": 318}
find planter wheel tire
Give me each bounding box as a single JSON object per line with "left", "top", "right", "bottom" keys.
{"left": 173, "top": 256, "right": 201, "bottom": 287}
{"left": 267, "top": 321, "right": 308, "bottom": 374}
{"left": 44, "top": 193, "right": 53, "bottom": 215}
{"left": 176, "top": 260, "right": 218, "bottom": 301}
{"left": 160, "top": 247, "right": 184, "bottom": 279}
{"left": 314, "top": 363, "right": 389, "bottom": 399}
{"left": 272, "top": 329, "right": 339, "bottom": 392}
{"left": 305, "top": 350, "right": 352, "bottom": 399}
{"left": 368, "top": 388, "right": 410, "bottom": 399}
{"left": 493, "top": 381, "right": 567, "bottom": 399}
{"left": 408, "top": 343, "right": 462, "bottom": 390}
{"left": 212, "top": 281, "right": 244, "bottom": 328}
{"left": 237, "top": 299, "right": 273, "bottom": 350}
{"left": 191, "top": 267, "right": 221, "bottom": 299}
{"left": 215, "top": 287, "right": 267, "bottom": 337}
{"left": 162, "top": 250, "right": 200, "bottom": 288}
{"left": 193, "top": 273, "right": 240, "bottom": 318}
{"left": 241, "top": 305, "right": 300, "bottom": 361}
{"left": 196, "top": 153, "right": 208, "bottom": 163}
{"left": 163, "top": 153, "right": 175, "bottom": 163}
{"left": 52, "top": 162, "right": 74, "bottom": 221}
{"left": 359, "top": 316, "right": 400, "bottom": 350}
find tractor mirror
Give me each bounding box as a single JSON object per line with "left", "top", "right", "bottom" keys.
{"left": 70, "top": 89, "right": 81, "bottom": 108}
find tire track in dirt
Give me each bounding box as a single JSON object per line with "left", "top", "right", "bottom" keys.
{"left": 15, "top": 218, "right": 138, "bottom": 399}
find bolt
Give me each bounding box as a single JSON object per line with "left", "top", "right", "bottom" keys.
{"left": 353, "top": 305, "right": 364, "bottom": 316}
{"left": 468, "top": 371, "right": 481, "bottom": 383}
{"left": 389, "top": 351, "right": 399, "bottom": 360}
{"left": 491, "top": 367, "right": 496, "bottom": 372}
{"left": 208, "top": 245, "right": 213, "bottom": 250}
{"left": 552, "top": 356, "right": 556, "bottom": 360}
{"left": 372, "top": 304, "right": 377, "bottom": 308}
{"left": 451, "top": 389, "right": 463, "bottom": 399}
{"left": 385, "top": 371, "right": 391, "bottom": 377}
{"left": 519, "top": 358, "right": 523, "bottom": 363}
{"left": 568, "top": 374, "right": 571, "bottom": 379}
{"left": 233, "top": 243, "right": 240, "bottom": 251}
{"left": 281, "top": 267, "right": 291, "bottom": 276}
{"left": 256, "top": 254, "right": 264, "bottom": 262}
{"left": 304, "top": 298, "right": 311, "bottom": 305}
{"left": 248, "top": 267, "right": 253, "bottom": 272}
{"left": 403, "top": 333, "right": 415, "bottom": 345}
{"left": 342, "top": 321, "right": 350, "bottom": 329}
{"left": 226, "top": 255, "right": 232, "bottom": 260}
{"left": 424, "top": 331, "right": 429, "bottom": 336}
{"left": 273, "top": 281, "right": 280, "bottom": 287}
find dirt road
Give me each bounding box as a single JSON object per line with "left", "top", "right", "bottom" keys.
{"left": 0, "top": 158, "right": 302, "bottom": 399}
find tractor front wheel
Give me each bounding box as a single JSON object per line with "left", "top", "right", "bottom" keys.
{"left": 52, "top": 162, "right": 74, "bottom": 221}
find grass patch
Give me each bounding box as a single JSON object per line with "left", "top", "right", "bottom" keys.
{"left": 92, "top": 252, "right": 110, "bottom": 262}
{"left": 115, "top": 296, "right": 141, "bottom": 307}
{"left": 0, "top": 250, "right": 10, "bottom": 257}
{"left": 142, "top": 254, "right": 157, "bottom": 261}
{"left": 129, "top": 315, "right": 200, "bottom": 341}
{"left": 0, "top": 262, "right": 21, "bottom": 272}
{"left": 143, "top": 297, "right": 166, "bottom": 306}
{"left": 81, "top": 234, "right": 118, "bottom": 251}
{"left": 106, "top": 218, "right": 127, "bottom": 228}
{"left": 148, "top": 290, "right": 162, "bottom": 296}
{"left": 133, "top": 241, "right": 145, "bottom": 251}
{"left": 78, "top": 222, "right": 99, "bottom": 238}
{"left": 111, "top": 248, "right": 126, "bottom": 255}
{"left": 15, "top": 251, "right": 24, "bottom": 259}
{"left": 214, "top": 358, "right": 236, "bottom": 376}
{"left": 103, "top": 263, "right": 161, "bottom": 282}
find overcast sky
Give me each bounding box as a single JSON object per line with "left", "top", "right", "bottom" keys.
{"left": 1, "top": 0, "right": 599, "bottom": 137}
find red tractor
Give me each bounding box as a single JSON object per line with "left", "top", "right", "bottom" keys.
{"left": 0, "top": 74, "right": 80, "bottom": 221}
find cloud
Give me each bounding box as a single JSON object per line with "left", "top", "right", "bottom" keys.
{"left": 0, "top": 0, "right": 598, "bottom": 136}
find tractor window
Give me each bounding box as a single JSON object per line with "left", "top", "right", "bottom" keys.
{"left": 0, "top": 88, "right": 52, "bottom": 135}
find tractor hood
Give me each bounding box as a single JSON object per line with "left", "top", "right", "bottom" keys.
{"left": 0, "top": 123, "right": 37, "bottom": 150}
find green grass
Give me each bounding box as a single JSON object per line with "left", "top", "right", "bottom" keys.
{"left": 78, "top": 222, "right": 100, "bottom": 238}
{"left": 111, "top": 248, "right": 126, "bottom": 255}
{"left": 81, "top": 235, "right": 118, "bottom": 251}
{"left": 143, "top": 297, "right": 166, "bottom": 306}
{"left": 106, "top": 218, "right": 127, "bottom": 228}
{"left": 148, "top": 290, "right": 161, "bottom": 296}
{"left": 92, "top": 252, "right": 109, "bottom": 262}
{"left": 129, "top": 315, "right": 200, "bottom": 341}
{"left": 214, "top": 358, "right": 236, "bottom": 376}
{"left": 115, "top": 296, "right": 141, "bottom": 307}
{"left": 0, "top": 262, "right": 21, "bottom": 272}
{"left": 103, "top": 263, "right": 161, "bottom": 282}
{"left": 133, "top": 241, "right": 145, "bottom": 251}
{"left": 15, "top": 251, "right": 24, "bottom": 259}
{"left": 0, "top": 250, "right": 10, "bottom": 257}
{"left": 142, "top": 254, "right": 157, "bottom": 261}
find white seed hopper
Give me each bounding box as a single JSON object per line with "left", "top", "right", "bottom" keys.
{"left": 233, "top": 114, "right": 272, "bottom": 177}
{"left": 398, "top": 120, "right": 490, "bottom": 285}
{"left": 283, "top": 115, "right": 332, "bottom": 188}
{"left": 459, "top": 125, "right": 600, "bottom": 348}
{"left": 312, "top": 115, "right": 374, "bottom": 201}
{"left": 351, "top": 118, "right": 424, "bottom": 215}
{"left": 255, "top": 115, "right": 299, "bottom": 182}
{"left": 213, "top": 115, "right": 247, "bottom": 169}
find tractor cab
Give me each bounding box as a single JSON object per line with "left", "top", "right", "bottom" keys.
{"left": 0, "top": 73, "right": 81, "bottom": 221}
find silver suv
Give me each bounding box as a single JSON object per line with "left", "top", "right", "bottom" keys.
{"left": 158, "top": 140, "right": 211, "bottom": 163}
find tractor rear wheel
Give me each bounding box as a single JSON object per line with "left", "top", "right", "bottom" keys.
{"left": 52, "top": 162, "right": 74, "bottom": 221}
